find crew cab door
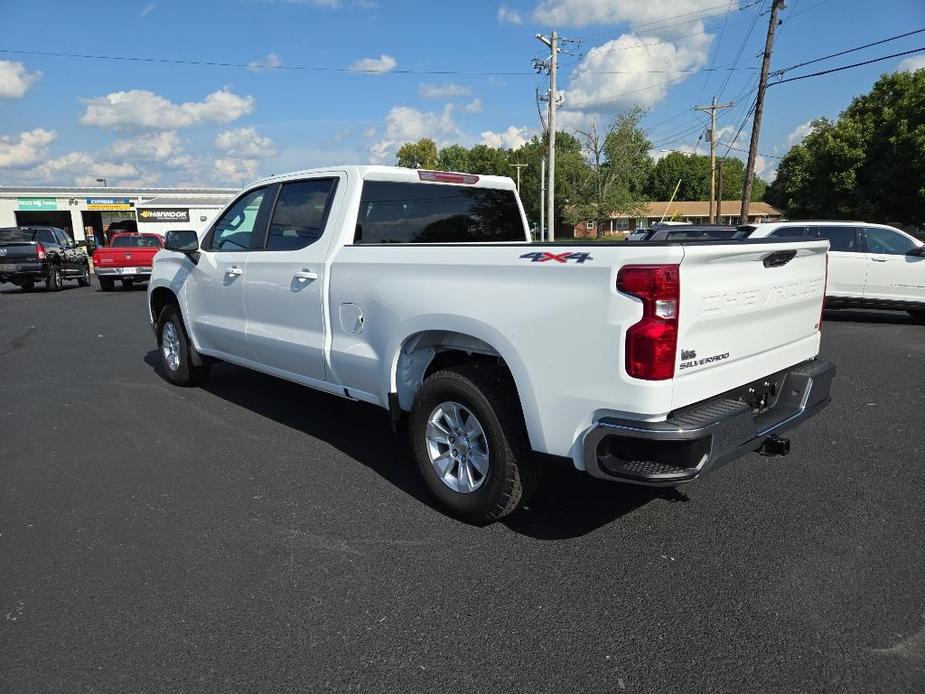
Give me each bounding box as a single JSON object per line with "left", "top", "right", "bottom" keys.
{"left": 243, "top": 176, "right": 342, "bottom": 383}
{"left": 861, "top": 226, "right": 925, "bottom": 303}
{"left": 186, "top": 186, "right": 271, "bottom": 359}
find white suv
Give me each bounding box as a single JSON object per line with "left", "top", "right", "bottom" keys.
{"left": 744, "top": 221, "right": 925, "bottom": 321}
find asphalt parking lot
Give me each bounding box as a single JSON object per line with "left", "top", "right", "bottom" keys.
{"left": 1, "top": 280, "right": 923, "bottom": 693}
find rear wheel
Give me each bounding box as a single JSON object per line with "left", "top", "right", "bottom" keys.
{"left": 99, "top": 276, "right": 115, "bottom": 292}
{"left": 45, "top": 265, "right": 62, "bottom": 292}
{"left": 156, "top": 305, "right": 209, "bottom": 387}
{"left": 909, "top": 309, "right": 925, "bottom": 323}
{"left": 409, "top": 363, "right": 539, "bottom": 524}
{"left": 77, "top": 264, "right": 91, "bottom": 287}
{"left": 20, "top": 279, "right": 34, "bottom": 292}
{"left": 121, "top": 278, "right": 134, "bottom": 289}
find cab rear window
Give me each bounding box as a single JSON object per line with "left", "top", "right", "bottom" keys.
{"left": 354, "top": 181, "right": 525, "bottom": 244}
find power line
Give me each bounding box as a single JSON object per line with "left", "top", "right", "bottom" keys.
{"left": 716, "top": 0, "right": 767, "bottom": 100}
{"left": 775, "top": 27, "right": 925, "bottom": 75}
{"left": 771, "top": 47, "right": 925, "bottom": 85}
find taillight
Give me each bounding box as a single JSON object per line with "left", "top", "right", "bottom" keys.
{"left": 617, "top": 264, "right": 680, "bottom": 380}
{"left": 819, "top": 253, "right": 828, "bottom": 330}
{"left": 35, "top": 242, "right": 46, "bottom": 260}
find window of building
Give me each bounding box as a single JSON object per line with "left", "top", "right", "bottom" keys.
{"left": 266, "top": 179, "right": 338, "bottom": 251}
{"left": 208, "top": 187, "right": 267, "bottom": 251}
{"left": 864, "top": 227, "right": 918, "bottom": 255}
{"left": 586, "top": 219, "right": 596, "bottom": 231}
{"left": 615, "top": 217, "right": 629, "bottom": 230}
{"left": 354, "top": 181, "right": 525, "bottom": 244}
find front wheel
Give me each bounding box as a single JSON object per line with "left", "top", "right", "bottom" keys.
{"left": 156, "top": 306, "right": 209, "bottom": 387}
{"left": 409, "top": 363, "right": 539, "bottom": 524}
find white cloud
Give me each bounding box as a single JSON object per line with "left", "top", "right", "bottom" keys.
{"left": 0, "top": 129, "right": 57, "bottom": 168}
{"left": 111, "top": 131, "right": 184, "bottom": 161}
{"left": 249, "top": 53, "right": 283, "bottom": 72}
{"left": 214, "top": 126, "right": 276, "bottom": 158}
{"left": 419, "top": 82, "right": 471, "bottom": 99}
{"left": 139, "top": 2, "right": 157, "bottom": 16}
{"left": 497, "top": 5, "right": 523, "bottom": 24}
{"left": 463, "top": 98, "right": 483, "bottom": 113}
{"left": 897, "top": 54, "right": 925, "bottom": 73}
{"left": 369, "top": 104, "right": 461, "bottom": 164}
{"left": 35, "top": 151, "right": 140, "bottom": 185}
{"left": 348, "top": 54, "right": 397, "bottom": 74}
{"left": 533, "top": 0, "right": 732, "bottom": 29}
{"left": 480, "top": 126, "right": 530, "bottom": 149}
{"left": 786, "top": 120, "right": 815, "bottom": 147}
{"left": 80, "top": 88, "right": 254, "bottom": 130}
{"left": 560, "top": 28, "right": 711, "bottom": 115}
{"left": 214, "top": 157, "right": 259, "bottom": 184}
{"left": 0, "top": 61, "right": 42, "bottom": 99}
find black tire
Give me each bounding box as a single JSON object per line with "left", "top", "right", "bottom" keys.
{"left": 409, "top": 363, "right": 539, "bottom": 524}
{"left": 77, "top": 263, "right": 91, "bottom": 287}
{"left": 121, "top": 279, "right": 134, "bottom": 289}
{"left": 45, "top": 264, "right": 62, "bottom": 292}
{"left": 99, "top": 276, "right": 115, "bottom": 292}
{"left": 909, "top": 309, "right": 925, "bottom": 323}
{"left": 20, "top": 279, "right": 34, "bottom": 292}
{"left": 155, "top": 305, "right": 209, "bottom": 387}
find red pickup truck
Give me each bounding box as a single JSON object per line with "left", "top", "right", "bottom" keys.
{"left": 92, "top": 232, "right": 163, "bottom": 291}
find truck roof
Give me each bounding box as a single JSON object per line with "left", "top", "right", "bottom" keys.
{"left": 250, "top": 165, "right": 517, "bottom": 191}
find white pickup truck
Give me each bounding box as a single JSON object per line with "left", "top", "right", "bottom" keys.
{"left": 148, "top": 166, "right": 835, "bottom": 523}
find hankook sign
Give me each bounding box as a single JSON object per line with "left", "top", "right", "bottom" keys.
{"left": 138, "top": 208, "right": 190, "bottom": 223}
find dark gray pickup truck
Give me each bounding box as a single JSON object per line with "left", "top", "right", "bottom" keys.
{"left": 0, "top": 226, "right": 91, "bottom": 292}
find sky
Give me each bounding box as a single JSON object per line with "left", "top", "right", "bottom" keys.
{"left": 0, "top": 0, "right": 923, "bottom": 189}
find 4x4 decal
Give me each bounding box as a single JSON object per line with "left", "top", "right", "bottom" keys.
{"left": 520, "top": 251, "right": 593, "bottom": 264}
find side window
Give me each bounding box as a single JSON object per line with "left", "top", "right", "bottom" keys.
{"left": 37, "top": 229, "right": 57, "bottom": 245}
{"left": 864, "top": 227, "right": 918, "bottom": 255}
{"left": 208, "top": 187, "right": 266, "bottom": 252}
{"left": 769, "top": 226, "right": 808, "bottom": 238}
{"left": 54, "top": 230, "right": 71, "bottom": 246}
{"left": 266, "top": 179, "right": 338, "bottom": 251}
{"left": 819, "top": 226, "right": 859, "bottom": 252}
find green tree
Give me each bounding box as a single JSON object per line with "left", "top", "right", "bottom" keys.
{"left": 466, "top": 144, "right": 510, "bottom": 177}
{"left": 437, "top": 144, "right": 470, "bottom": 172}
{"left": 604, "top": 106, "right": 652, "bottom": 196}
{"left": 396, "top": 138, "right": 439, "bottom": 169}
{"left": 766, "top": 69, "right": 925, "bottom": 225}
{"left": 647, "top": 152, "right": 766, "bottom": 203}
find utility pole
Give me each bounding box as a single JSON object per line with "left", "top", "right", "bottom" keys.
{"left": 536, "top": 31, "right": 559, "bottom": 241}
{"left": 694, "top": 96, "right": 732, "bottom": 223}
{"left": 741, "top": 0, "right": 785, "bottom": 224}
{"left": 716, "top": 159, "right": 725, "bottom": 223}
{"left": 510, "top": 162, "right": 527, "bottom": 194}
{"left": 540, "top": 157, "right": 546, "bottom": 242}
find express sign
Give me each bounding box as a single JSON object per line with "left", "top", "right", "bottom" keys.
{"left": 138, "top": 208, "right": 190, "bottom": 223}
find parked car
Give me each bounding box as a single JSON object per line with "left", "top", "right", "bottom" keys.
{"left": 0, "top": 226, "right": 91, "bottom": 291}
{"left": 92, "top": 232, "right": 164, "bottom": 291}
{"left": 742, "top": 221, "right": 925, "bottom": 321}
{"left": 148, "top": 166, "right": 835, "bottom": 523}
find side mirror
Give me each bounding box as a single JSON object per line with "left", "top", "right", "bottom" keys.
{"left": 908, "top": 246, "right": 925, "bottom": 257}
{"left": 164, "top": 230, "right": 200, "bottom": 264}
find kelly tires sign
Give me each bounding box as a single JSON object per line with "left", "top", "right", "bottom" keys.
{"left": 18, "top": 198, "right": 58, "bottom": 211}
{"left": 137, "top": 208, "right": 190, "bottom": 223}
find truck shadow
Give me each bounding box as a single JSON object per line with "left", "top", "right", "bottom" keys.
{"left": 143, "top": 352, "right": 669, "bottom": 539}
{"left": 823, "top": 309, "right": 919, "bottom": 325}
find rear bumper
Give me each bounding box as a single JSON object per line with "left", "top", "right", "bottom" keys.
{"left": 94, "top": 267, "right": 151, "bottom": 279}
{"left": 580, "top": 358, "right": 836, "bottom": 486}
{"left": 0, "top": 261, "right": 48, "bottom": 281}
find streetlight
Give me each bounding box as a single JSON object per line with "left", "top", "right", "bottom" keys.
{"left": 96, "top": 178, "right": 107, "bottom": 187}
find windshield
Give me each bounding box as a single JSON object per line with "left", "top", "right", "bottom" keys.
{"left": 110, "top": 235, "right": 162, "bottom": 248}
{"left": 0, "top": 228, "right": 37, "bottom": 242}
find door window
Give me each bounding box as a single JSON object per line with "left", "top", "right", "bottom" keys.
{"left": 864, "top": 227, "right": 918, "bottom": 255}
{"left": 769, "top": 225, "right": 809, "bottom": 238}
{"left": 266, "top": 179, "right": 338, "bottom": 251}
{"left": 209, "top": 188, "right": 266, "bottom": 251}
{"left": 36, "top": 229, "right": 58, "bottom": 245}
{"left": 818, "top": 226, "right": 860, "bottom": 252}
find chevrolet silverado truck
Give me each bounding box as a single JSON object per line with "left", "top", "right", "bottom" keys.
{"left": 93, "top": 232, "right": 164, "bottom": 291}
{"left": 0, "top": 226, "right": 91, "bottom": 291}
{"left": 147, "top": 166, "right": 836, "bottom": 523}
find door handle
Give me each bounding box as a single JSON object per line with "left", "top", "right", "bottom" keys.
{"left": 871, "top": 257, "right": 888, "bottom": 262}
{"left": 225, "top": 266, "right": 244, "bottom": 276}
{"left": 293, "top": 270, "right": 318, "bottom": 282}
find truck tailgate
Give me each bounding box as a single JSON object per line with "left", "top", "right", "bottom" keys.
{"left": 672, "top": 239, "right": 828, "bottom": 410}
{"left": 0, "top": 242, "right": 39, "bottom": 262}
